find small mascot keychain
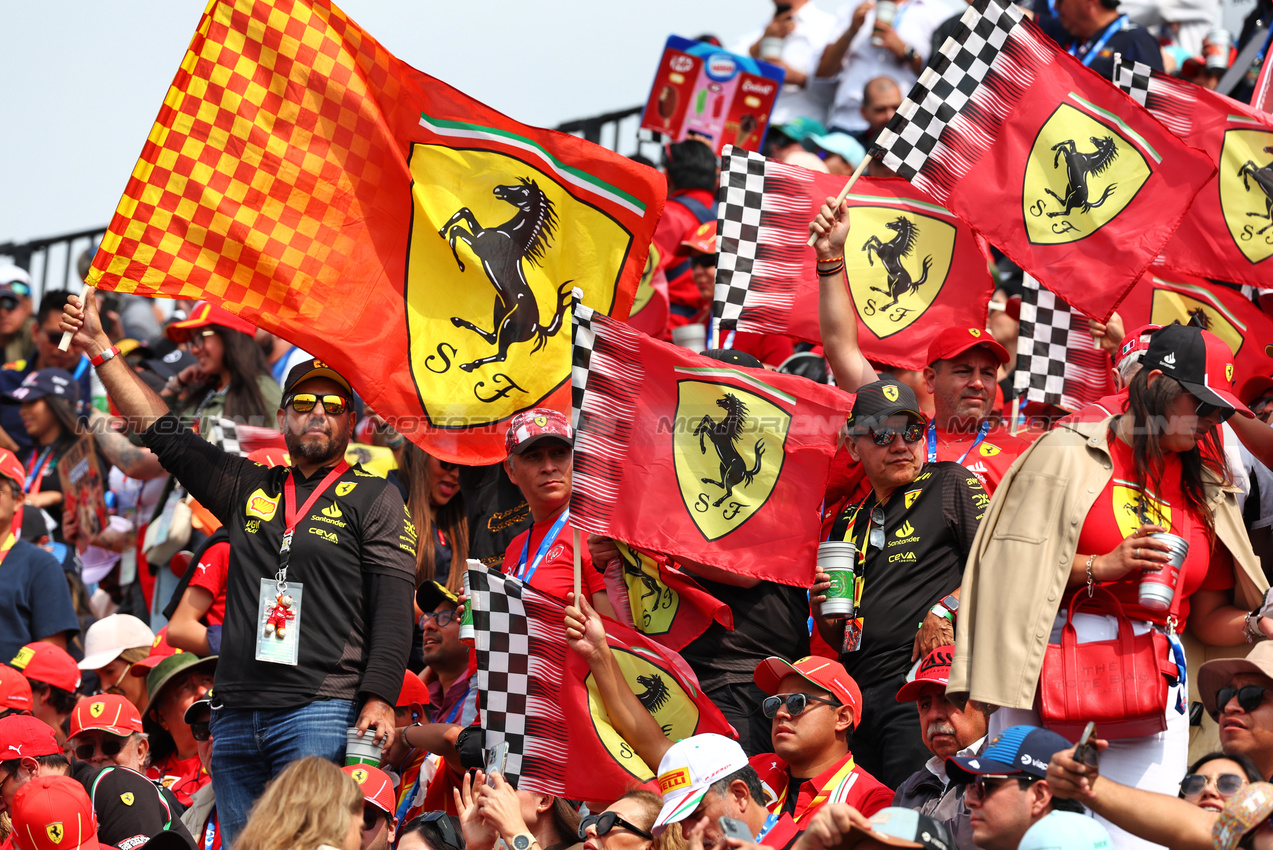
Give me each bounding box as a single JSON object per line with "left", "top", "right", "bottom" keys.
{"left": 263, "top": 593, "right": 295, "bottom": 638}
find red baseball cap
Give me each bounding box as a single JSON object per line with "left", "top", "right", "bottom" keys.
{"left": 0, "top": 448, "right": 26, "bottom": 493}
{"left": 130, "top": 628, "right": 180, "bottom": 676}
{"left": 0, "top": 714, "right": 62, "bottom": 759}
{"left": 397, "top": 671, "right": 431, "bottom": 709}
{"left": 9, "top": 644, "right": 80, "bottom": 693}
{"left": 0, "top": 664, "right": 33, "bottom": 712}
{"left": 165, "top": 301, "right": 256, "bottom": 343}
{"left": 753, "top": 656, "right": 862, "bottom": 718}
{"left": 504, "top": 408, "right": 573, "bottom": 455}
{"left": 896, "top": 645, "right": 955, "bottom": 702}
{"left": 680, "top": 221, "right": 718, "bottom": 255}
{"left": 68, "top": 695, "right": 144, "bottom": 739}
{"left": 11, "top": 775, "right": 101, "bottom": 850}
{"left": 342, "top": 765, "right": 395, "bottom": 814}
{"left": 1116, "top": 323, "right": 1162, "bottom": 364}
{"left": 926, "top": 327, "right": 1009, "bottom": 367}
{"left": 1241, "top": 376, "right": 1273, "bottom": 406}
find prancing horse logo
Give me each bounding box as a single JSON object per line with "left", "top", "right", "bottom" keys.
{"left": 864, "top": 217, "right": 933, "bottom": 309}
{"left": 438, "top": 177, "right": 573, "bottom": 373}
{"left": 1045, "top": 136, "right": 1120, "bottom": 218}
{"left": 694, "top": 393, "right": 765, "bottom": 509}
{"left": 1238, "top": 147, "right": 1273, "bottom": 236}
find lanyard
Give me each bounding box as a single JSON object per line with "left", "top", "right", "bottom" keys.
{"left": 756, "top": 813, "right": 781, "bottom": 842}
{"left": 25, "top": 445, "right": 55, "bottom": 495}
{"left": 442, "top": 685, "right": 471, "bottom": 724}
{"left": 203, "top": 812, "right": 218, "bottom": 850}
{"left": 516, "top": 508, "right": 570, "bottom": 583}
{"left": 1068, "top": 15, "right": 1127, "bottom": 66}
{"left": 927, "top": 420, "right": 990, "bottom": 464}
{"left": 276, "top": 461, "right": 351, "bottom": 586}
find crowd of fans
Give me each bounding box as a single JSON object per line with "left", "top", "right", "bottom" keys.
{"left": 1, "top": 0, "right": 1273, "bottom": 848}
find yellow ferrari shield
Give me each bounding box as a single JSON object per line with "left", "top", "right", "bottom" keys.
{"left": 120, "top": 792, "right": 135, "bottom": 806}
{"left": 406, "top": 145, "right": 632, "bottom": 427}
{"left": 883, "top": 385, "right": 900, "bottom": 402}
{"left": 45, "top": 823, "right": 65, "bottom": 844}
{"left": 89, "top": 701, "right": 104, "bottom": 718}
{"left": 904, "top": 489, "right": 921, "bottom": 509}
{"left": 979, "top": 443, "right": 1001, "bottom": 457}
{"left": 351, "top": 768, "right": 368, "bottom": 785}
{"left": 335, "top": 482, "right": 357, "bottom": 497}
{"left": 845, "top": 206, "right": 954, "bottom": 339}
{"left": 616, "top": 542, "right": 680, "bottom": 636}
{"left": 1113, "top": 482, "right": 1171, "bottom": 538}
{"left": 673, "top": 373, "right": 793, "bottom": 542}
{"left": 1024, "top": 100, "right": 1152, "bottom": 245}
{"left": 1219, "top": 128, "right": 1273, "bottom": 264}
{"left": 585, "top": 646, "right": 701, "bottom": 781}
{"left": 1149, "top": 287, "right": 1244, "bottom": 355}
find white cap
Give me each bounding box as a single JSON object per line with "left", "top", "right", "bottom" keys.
{"left": 0, "top": 265, "right": 31, "bottom": 289}
{"left": 77, "top": 614, "right": 155, "bottom": 671}
{"left": 652, "top": 733, "right": 749, "bottom": 834}
{"left": 1019, "top": 812, "right": 1112, "bottom": 850}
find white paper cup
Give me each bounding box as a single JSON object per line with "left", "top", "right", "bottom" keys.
{"left": 672, "top": 324, "right": 707, "bottom": 353}
{"left": 344, "top": 727, "right": 382, "bottom": 767}
{"left": 1139, "top": 532, "right": 1188, "bottom": 611}
{"left": 872, "top": 1, "right": 898, "bottom": 45}
{"left": 819, "top": 541, "right": 857, "bottom": 617}
{"left": 760, "top": 37, "right": 785, "bottom": 60}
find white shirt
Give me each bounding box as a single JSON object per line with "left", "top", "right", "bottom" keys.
{"left": 817, "top": 0, "right": 950, "bottom": 132}
{"left": 731, "top": 2, "right": 839, "bottom": 125}
{"left": 924, "top": 735, "right": 986, "bottom": 785}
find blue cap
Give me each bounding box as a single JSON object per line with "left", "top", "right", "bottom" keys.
{"left": 1019, "top": 812, "right": 1112, "bottom": 850}
{"left": 4, "top": 368, "right": 80, "bottom": 405}
{"left": 946, "top": 725, "right": 1072, "bottom": 783}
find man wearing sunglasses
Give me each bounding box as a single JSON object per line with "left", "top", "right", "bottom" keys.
{"left": 814, "top": 379, "right": 988, "bottom": 788}
{"left": 61, "top": 295, "right": 417, "bottom": 846}
{"left": 66, "top": 694, "right": 149, "bottom": 773}
{"left": 180, "top": 694, "right": 220, "bottom": 850}
{"left": 342, "top": 764, "right": 398, "bottom": 850}
{"left": 1199, "top": 642, "right": 1273, "bottom": 783}
{"left": 0, "top": 266, "right": 35, "bottom": 366}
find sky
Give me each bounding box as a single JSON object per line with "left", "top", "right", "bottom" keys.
{"left": 0, "top": 0, "right": 775, "bottom": 260}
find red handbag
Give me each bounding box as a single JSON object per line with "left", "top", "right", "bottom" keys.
{"left": 1037, "top": 586, "right": 1180, "bottom": 740}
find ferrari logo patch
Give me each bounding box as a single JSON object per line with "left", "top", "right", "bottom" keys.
{"left": 46, "top": 823, "right": 64, "bottom": 844}
{"left": 883, "top": 385, "right": 900, "bottom": 402}
{"left": 89, "top": 701, "right": 105, "bottom": 718}
{"left": 335, "top": 482, "right": 357, "bottom": 497}
{"left": 1219, "top": 128, "right": 1273, "bottom": 264}
{"left": 120, "top": 792, "right": 135, "bottom": 806}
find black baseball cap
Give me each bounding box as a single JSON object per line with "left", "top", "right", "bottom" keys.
{"left": 846, "top": 379, "right": 926, "bottom": 435}
{"left": 4, "top": 368, "right": 80, "bottom": 404}
{"left": 1141, "top": 324, "right": 1252, "bottom": 418}
{"left": 946, "top": 724, "right": 1072, "bottom": 783}
{"left": 141, "top": 348, "right": 197, "bottom": 382}
{"left": 282, "top": 358, "right": 353, "bottom": 397}
{"left": 416, "top": 579, "right": 459, "bottom": 613}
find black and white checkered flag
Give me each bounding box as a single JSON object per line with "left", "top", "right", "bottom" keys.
{"left": 1015, "top": 275, "right": 1112, "bottom": 411}
{"left": 1114, "top": 60, "right": 1154, "bottom": 107}
{"left": 715, "top": 146, "right": 768, "bottom": 329}
{"left": 208, "top": 418, "right": 242, "bottom": 455}
{"left": 571, "top": 298, "right": 598, "bottom": 431}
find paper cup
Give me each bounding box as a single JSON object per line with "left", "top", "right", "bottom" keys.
{"left": 1139, "top": 532, "right": 1188, "bottom": 611}
{"left": 671, "top": 324, "right": 707, "bottom": 353}
{"left": 819, "top": 541, "right": 857, "bottom": 617}
{"left": 760, "top": 37, "right": 785, "bottom": 60}
{"left": 344, "top": 727, "right": 382, "bottom": 767}
{"left": 872, "top": 1, "right": 898, "bottom": 44}
{"left": 460, "top": 565, "right": 477, "bottom": 647}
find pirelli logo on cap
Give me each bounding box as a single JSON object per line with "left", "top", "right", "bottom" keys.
{"left": 246, "top": 489, "right": 280, "bottom": 521}
{"left": 658, "top": 767, "right": 691, "bottom": 794}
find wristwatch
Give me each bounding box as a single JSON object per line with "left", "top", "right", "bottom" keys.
{"left": 941, "top": 594, "right": 959, "bottom": 613}
{"left": 511, "top": 835, "right": 536, "bottom": 850}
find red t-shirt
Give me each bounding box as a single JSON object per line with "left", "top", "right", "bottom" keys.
{"left": 751, "top": 750, "right": 893, "bottom": 824}
{"left": 148, "top": 752, "right": 209, "bottom": 807}
{"left": 500, "top": 514, "right": 606, "bottom": 603}
{"left": 187, "top": 540, "right": 230, "bottom": 626}
{"left": 1071, "top": 435, "right": 1233, "bottom": 625}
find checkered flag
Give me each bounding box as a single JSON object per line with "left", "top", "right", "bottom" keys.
{"left": 715, "top": 146, "right": 768, "bottom": 329}
{"left": 571, "top": 296, "right": 598, "bottom": 431}
{"left": 1015, "top": 275, "right": 1112, "bottom": 410}
{"left": 1114, "top": 60, "right": 1154, "bottom": 107}
{"left": 208, "top": 419, "right": 242, "bottom": 456}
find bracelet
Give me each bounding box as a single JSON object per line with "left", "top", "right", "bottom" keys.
{"left": 817, "top": 262, "right": 845, "bottom": 277}
{"left": 1085, "top": 554, "right": 1096, "bottom": 598}
{"left": 1244, "top": 611, "right": 1265, "bottom": 644}
{"left": 816, "top": 255, "right": 845, "bottom": 264}
{"left": 90, "top": 345, "right": 120, "bottom": 367}
{"left": 930, "top": 602, "right": 953, "bottom": 622}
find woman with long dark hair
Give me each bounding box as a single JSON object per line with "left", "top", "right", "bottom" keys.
{"left": 6, "top": 368, "right": 89, "bottom": 543}
{"left": 161, "top": 302, "right": 280, "bottom": 436}
{"left": 951, "top": 325, "right": 1270, "bottom": 850}
{"left": 398, "top": 440, "right": 469, "bottom": 591}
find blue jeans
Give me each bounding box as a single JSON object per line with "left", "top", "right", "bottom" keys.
{"left": 210, "top": 698, "right": 356, "bottom": 846}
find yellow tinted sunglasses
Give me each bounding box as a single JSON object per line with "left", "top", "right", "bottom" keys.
{"left": 286, "top": 393, "right": 350, "bottom": 415}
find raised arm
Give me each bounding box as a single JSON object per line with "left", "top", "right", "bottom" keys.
{"left": 812, "top": 197, "right": 878, "bottom": 390}
{"left": 60, "top": 294, "right": 170, "bottom": 432}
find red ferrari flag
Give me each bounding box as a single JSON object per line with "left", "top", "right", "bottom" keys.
{"left": 570, "top": 302, "right": 853, "bottom": 587}
{"left": 86, "top": 0, "right": 665, "bottom": 464}
{"left": 715, "top": 147, "right": 994, "bottom": 369}
{"left": 602, "top": 542, "right": 734, "bottom": 652}
{"left": 871, "top": 0, "right": 1215, "bottom": 321}
{"left": 1113, "top": 268, "right": 1273, "bottom": 388}
{"left": 1116, "top": 61, "right": 1273, "bottom": 286}
{"left": 470, "top": 567, "right": 734, "bottom": 802}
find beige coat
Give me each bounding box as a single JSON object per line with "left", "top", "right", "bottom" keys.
{"left": 948, "top": 417, "right": 1266, "bottom": 709}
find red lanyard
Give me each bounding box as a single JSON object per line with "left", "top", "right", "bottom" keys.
{"left": 279, "top": 461, "right": 350, "bottom": 557}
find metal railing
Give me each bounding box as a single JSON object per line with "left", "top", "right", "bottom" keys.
{"left": 0, "top": 105, "right": 649, "bottom": 302}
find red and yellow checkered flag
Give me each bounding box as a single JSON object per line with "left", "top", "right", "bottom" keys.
{"left": 91, "top": 0, "right": 665, "bottom": 463}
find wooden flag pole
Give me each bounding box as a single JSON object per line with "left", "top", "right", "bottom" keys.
{"left": 1009, "top": 393, "right": 1021, "bottom": 437}
{"left": 60, "top": 283, "right": 93, "bottom": 351}
{"left": 805, "top": 155, "right": 873, "bottom": 247}
{"left": 573, "top": 527, "right": 582, "bottom": 603}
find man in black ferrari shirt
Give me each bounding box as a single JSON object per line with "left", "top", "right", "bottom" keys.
{"left": 61, "top": 295, "right": 416, "bottom": 846}
{"left": 812, "top": 379, "right": 986, "bottom": 789}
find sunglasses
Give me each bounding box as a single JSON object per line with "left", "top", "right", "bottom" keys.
{"left": 72, "top": 735, "right": 128, "bottom": 761}
{"left": 419, "top": 609, "right": 456, "bottom": 629}
{"left": 869, "top": 506, "right": 886, "bottom": 551}
{"left": 1180, "top": 773, "right": 1246, "bottom": 799}
{"left": 578, "top": 811, "right": 655, "bottom": 841}
{"left": 190, "top": 721, "right": 211, "bottom": 742}
{"left": 0, "top": 297, "right": 18, "bottom": 312}
{"left": 690, "top": 253, "right": 718, "bottom": 268}
{"left": 1214, "top": 685, "right": 1270, "bottom": 717}
{"left": 363, "top": 804, "right": 388, "bottom": 832}
{"left": 867, "top": 422, "right": 925, "bottom": 446}
{"left": 760, "top": 692, "right": 840, "bottom": 719}
{"left": 286, "top": 393, "right": 350, "bottom": 415}
{"left": 965, "top": 774, "right": 1029, "bottom": 802}
{"left": 1171, "top": 377, "right": 1234, "bottom": 423}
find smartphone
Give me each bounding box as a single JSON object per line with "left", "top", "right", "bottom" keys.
{"left": 1072, "top": 721, "right": 1099, "bottom": 769}
{"left": 485, "top": 742, "right": 509, "bottom": 787}
{"left": 774, "top": 3, "right": 793, "bottom": 15}
{"left": 718, "top": 817, "right": 754, "bottom": 844}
